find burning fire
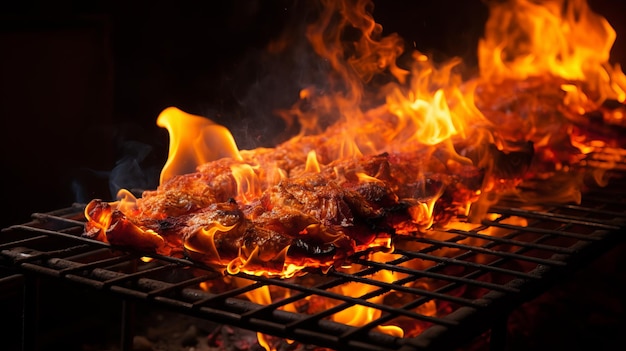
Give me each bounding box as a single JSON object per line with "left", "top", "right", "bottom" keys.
{"left": 83, "top": 0, "right": 625, "bottom": 348}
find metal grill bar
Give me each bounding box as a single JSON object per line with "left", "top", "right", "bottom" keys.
{"left": 244, "top": 272, "right": 458, "bottom": 325}
{"left": 478, "top": 220, "right": 603, "bottom": 241}
{"left": 57, "top": 253, "right": 136, "bottom": 274}
{"left": 489, "top": 206, "right": 623, "bottom": 229}
{"left": 408, "top": 236, "right": 568, "bottom": 266}
{"left": 0, "top": 235, "right": 50, "bottom": 250}
{"left": 557, "top": 204, "right": 626, "bottom": 219}
{"left": 447, "top": 228, "right": 591, "bottom": 252}
{"left": 348, "top": 258, "right": 520, "bottom": 294}
{"left": 7, "top": 225, "right": 109, "bottom": 247}
{"left": 1, "top": 175, "right": 625, "bottom": 351}
{"left": 392, "top": 251, "right": 541, "bottom": 279}
{"left": 190, "top": 281, "right": 266, "bottom": 306}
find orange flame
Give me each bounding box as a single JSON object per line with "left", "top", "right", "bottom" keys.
{"left": 332, "top": 252, "right": 404, "bottom": 337}
{"left": 229, "top": 163, "right": 262, "bottom": 203}
{"left": 305, "top": 150, "right": 321, "bottom": 173}
{"left": 183, "top": 222, "right": 238, "bottom": 261}
{"left": 157, "top": 107, "right": 242, "bottom": 184}
{"left": 479, "top": 0, "right": 626, "bottom": 103}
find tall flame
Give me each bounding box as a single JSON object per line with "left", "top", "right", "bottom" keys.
{"left": 157, "top": 107, "right": 243, "bottom": 184}
{"left": 478, "top": 0, "right": 626, "bottom": 103}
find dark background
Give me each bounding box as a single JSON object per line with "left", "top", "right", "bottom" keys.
{"left": 0, "top": 0, "right": 624, "bottom": 230}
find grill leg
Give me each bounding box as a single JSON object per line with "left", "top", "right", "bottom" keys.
{"left": 489, "top": 314, "right": 508, "bottom": 351}
{"left": 22, "top": 275, "right": 40, "bottom": 351}
{"left": 120, "top": 299, "right": 136, "bottom": 351}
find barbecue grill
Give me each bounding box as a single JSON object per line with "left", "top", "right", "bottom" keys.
{"left": 2, "top": 147, "right": 624, "bottom": 351}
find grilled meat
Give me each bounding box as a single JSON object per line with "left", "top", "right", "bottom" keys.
{"left": 84, "top": 152, "right": 484, "bottom": 276}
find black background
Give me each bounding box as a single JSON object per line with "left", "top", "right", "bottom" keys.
{"left": 1, "top": 0, "right": 624, "bottom": 229}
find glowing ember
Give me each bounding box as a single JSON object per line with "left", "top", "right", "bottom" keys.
{"left": 82, "top": 0, "right": 626, "bottom": 346}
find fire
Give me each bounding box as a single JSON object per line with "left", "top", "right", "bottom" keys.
{"left": 229, "top": 163, "right": 262, "bottom": 203}
{"left": 386, "top": 56, "right": 491, "bottom": 148}
{"left": 478, "top": 0, "right": 626, "bottom": 104}
{"left": 331, "top": 251, "right": 404, "bottom": 337}
{"left": 157, "top": 106, "right": 243, "bottom": 184}
{"left": 82, "top": 0, "right": 626, "bottom": 348}
{"left": 305, "top": 150, "right": 321, "bottom": 173}
{"left": 184, "top": 222, "right": 237, "bottom": 261}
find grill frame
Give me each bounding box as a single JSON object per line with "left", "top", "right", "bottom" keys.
{"left": 1, "top": 159, "right": 625, "bottom": 351}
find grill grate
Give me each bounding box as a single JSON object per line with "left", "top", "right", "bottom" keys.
{"left": 1, "top": 154, "right": 626, "bottom": 351}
